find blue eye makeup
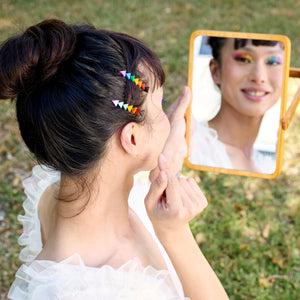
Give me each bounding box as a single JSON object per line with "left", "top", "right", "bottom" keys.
{"left": 265, "top": 56, "right": 283, "bottom": 66}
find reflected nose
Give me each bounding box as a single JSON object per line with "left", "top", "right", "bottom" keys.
{"left": 248, "top": 61, "right": 267, "bottom": 85}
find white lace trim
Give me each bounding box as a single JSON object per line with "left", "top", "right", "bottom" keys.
{"left": 12, "top": 166, "right": 187, "bottom": 299}
{"left": 8, "top": 254, "right": 188, "bottom": 299}
{"left": 17, "top": 165, "right": 60, "bottom": 263}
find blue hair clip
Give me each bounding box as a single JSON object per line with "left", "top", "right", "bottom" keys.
{"left": 120, "top": 70, "right": 149, "bottom": 93}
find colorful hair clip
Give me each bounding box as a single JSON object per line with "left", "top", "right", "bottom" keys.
{"left": 112, "top": 100, "right": 145, "bottom": 116}
{"left": 120, "top": 70, "right": 149, "bottom": 93}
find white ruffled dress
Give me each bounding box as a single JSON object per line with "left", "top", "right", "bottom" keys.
{"left": 8, "top": 165, "right": 188, "bottom": 299}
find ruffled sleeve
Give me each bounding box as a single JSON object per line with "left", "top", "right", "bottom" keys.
{"left": 17, "top": 165, "right": 60, "bottom": 263}
{"left": 8, "top": 254, "right": 189, "bottom": 300}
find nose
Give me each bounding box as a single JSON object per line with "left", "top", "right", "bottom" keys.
{"left": 248, "top": 61, "right": 267, "bottom": 85}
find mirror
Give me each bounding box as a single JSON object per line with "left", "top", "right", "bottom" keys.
{"left": 185, "top": 30, "right": 292, "bottom": 179}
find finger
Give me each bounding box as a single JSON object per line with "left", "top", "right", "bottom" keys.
{"left": 164, "top": 176, "right": 184, "bottom": 212}
{"left": 177, "top": 178, "right": 198, "bottom": 212}
{"left": 181, "top": 178, "right": 208, "bottom": 212}
{"left": 167, "top": 86, "right": 191, "bottom": 121}
{"left": 144, "top": 154, "right": 169, "bottom": 210}
{"left": 144, "top": 169, "right": 168, "bottom": 212}
{"left": 183, "top": 178, "right": 207, "bottom": 206}
{"left": 157, "top": 151, "right": 175, "bottom": 179}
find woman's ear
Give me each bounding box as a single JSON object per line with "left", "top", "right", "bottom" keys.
{"left": 120, "top": 122, "right": 139, "bottom": 155}
{"left": 209, "top": 58, "right": 221, "bottom": 85}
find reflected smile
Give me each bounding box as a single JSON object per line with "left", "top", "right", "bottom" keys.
{"left": 242, "top": 89, "right": 270, "bottom": 100}
{"left": 243, "top": 90, "right": 267, "bottom": 96}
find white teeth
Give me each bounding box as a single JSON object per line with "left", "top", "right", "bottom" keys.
{"left": 245, "top": 90, "right": 266, "bottom": 96}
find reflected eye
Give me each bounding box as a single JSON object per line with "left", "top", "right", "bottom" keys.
{"left": 265, "top": 56, "right": 283, "bottom": 66}
{"left": 233, "top": 53, "right": 253, "bottom": 64}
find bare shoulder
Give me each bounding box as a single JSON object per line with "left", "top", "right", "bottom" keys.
{"left": 128, "top": 209, "right": 167, "bottom": 271}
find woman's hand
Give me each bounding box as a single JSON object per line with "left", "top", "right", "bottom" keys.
{"left": 149, "top": 86, "right": 191, "bottom": 182}
{"left": 145, "top": 155, "right": 229, "bottom": 300}
{"left": 145, "top": 153, "right": 207, "bottom": 241}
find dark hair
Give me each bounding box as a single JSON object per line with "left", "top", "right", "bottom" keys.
{"left": 208, "top": 37, "right": 284, "bottom": 64}
{"left": 0, "top": 19, "right": 165, "bottom": 177}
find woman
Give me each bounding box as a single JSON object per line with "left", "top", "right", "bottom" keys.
{"left": 0, "top": 20, "right": 228, "bottom": 299}
{"left": 190, "top": 37, "right": 284, "bottom": 173}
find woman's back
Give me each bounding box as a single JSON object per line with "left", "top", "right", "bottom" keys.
{"left": 8, "top": 166, "right": 186, "bottom": 299}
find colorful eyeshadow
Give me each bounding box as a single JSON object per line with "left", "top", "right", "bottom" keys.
{"left": 265, "top": 56, "right": 283, "bottom": 65}
{"left": 232, "top": 52, "right": 253, "bottom": 63}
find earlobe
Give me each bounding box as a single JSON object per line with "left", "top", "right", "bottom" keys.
{"left": 209, "top": 59, "right": 221, "bottom": 85}
{"left": 120, "top": 122, "right": 138, "bottom": 155}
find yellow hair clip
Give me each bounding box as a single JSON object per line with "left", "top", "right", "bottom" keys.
{"left": 120, "top": 70, "right": 149, "bottom": 93}
{"left": 112, "top": 100, "right": 145, "bottom": 116}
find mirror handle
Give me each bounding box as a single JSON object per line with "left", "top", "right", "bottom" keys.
{"left": 282, "top": 68, "right": 300, "bottom": 130}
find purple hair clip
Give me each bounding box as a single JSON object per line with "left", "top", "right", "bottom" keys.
{"left": 120, "top": 70, "right": 149, "bottom": 93}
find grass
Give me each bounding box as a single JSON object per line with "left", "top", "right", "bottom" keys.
{"left": 0, "top": 0, "right": 300, "bottom": 299}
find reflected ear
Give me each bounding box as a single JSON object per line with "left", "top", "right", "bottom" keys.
{"left": 209, "top": 59, "right": 221, "bottom": 85}
{"left": 120, "top": 122, "right": 139, "bottom": 155}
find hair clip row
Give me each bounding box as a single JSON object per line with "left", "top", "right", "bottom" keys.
{"left": 112, "top": 100, "right": 145, "bottom": 116}
{"left": 120, "top": 70, "right": 149, "bottom": 93}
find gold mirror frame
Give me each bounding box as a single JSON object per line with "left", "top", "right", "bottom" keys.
{"left": 185, "top": 30, "right": 293, "bottom": 179}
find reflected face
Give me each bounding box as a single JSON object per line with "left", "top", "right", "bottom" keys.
{"left": 211, "top": 38, "right": 284, "bottom": 117}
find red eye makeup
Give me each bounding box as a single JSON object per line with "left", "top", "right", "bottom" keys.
{"left": 232, "top": 52, "right": 253, "bottom": 63}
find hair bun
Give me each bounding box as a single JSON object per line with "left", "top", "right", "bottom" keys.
{"left": 0, "top": 19, "right": 76, "bottom": 99}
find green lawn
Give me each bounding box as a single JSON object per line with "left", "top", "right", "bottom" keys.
{"left": 0, "top": 1, "right": 300, "bottom": 299}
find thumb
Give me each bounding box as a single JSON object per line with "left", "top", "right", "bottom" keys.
{"left": 167, "top": 86, "right": 191, "bottom": 121}
{"left": 144, "top": 154, "right": 168, "bottom": 211}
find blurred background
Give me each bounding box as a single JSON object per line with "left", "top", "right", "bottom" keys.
{"left": 0, "top": 0, "right": 299, "bottom": 299}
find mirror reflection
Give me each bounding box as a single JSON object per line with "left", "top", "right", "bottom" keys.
{"left": 188, "top": 34, "right": 286, "bottom": 175}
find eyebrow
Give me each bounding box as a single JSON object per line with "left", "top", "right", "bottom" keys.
{"left": 237, "top": 46, "right": 284, "bottom": 55}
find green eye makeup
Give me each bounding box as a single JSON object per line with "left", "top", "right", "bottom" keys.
{"left": 233, "top": 52, "right": 283, "bottom": 66}
{"left": 265, "top": 56, "right": 283, "bottom": 65}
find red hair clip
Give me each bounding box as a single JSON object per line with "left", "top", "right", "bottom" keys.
{"left": 112, "top": 100, "right": 145, "bottom": 116}
{"left": 120, "top": 70, "right": 149, "bottom": 93}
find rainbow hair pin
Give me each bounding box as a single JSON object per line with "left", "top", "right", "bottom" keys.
{"left": 112, "top": 99, "right": 145, "bottom": 116}
{"left": 120, "top": 70, "right": 149, "bottom": 93}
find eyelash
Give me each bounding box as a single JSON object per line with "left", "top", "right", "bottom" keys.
{"left": 265, "top": 57, "right": 282, "bottom": 66}
{"left": 233, "top": 53, "right": 253, "bottom": 64}
{"left": 233, "top": 53, "right": 282, "bottom": 66}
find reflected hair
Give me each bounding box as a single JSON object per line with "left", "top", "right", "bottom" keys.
{"left": 208, "top": 37, "right": 284, "bottom": 64}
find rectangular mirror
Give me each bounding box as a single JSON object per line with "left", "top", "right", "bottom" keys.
{"left": 185, "top": 30, "right": 291, "bottom": 179}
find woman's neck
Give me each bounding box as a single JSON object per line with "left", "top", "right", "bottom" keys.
{"left": 209, "top": 103, "right": 262, "bottom": 157}
{"left": 40, "top": 146, "right": 138, "bottom": 266}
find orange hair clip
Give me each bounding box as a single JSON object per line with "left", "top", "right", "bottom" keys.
{"left": 112, "top": 100, "right": 145, "bottom": 116}
{"left": 120, "top": 70, "right": 149, "bottom": 93}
